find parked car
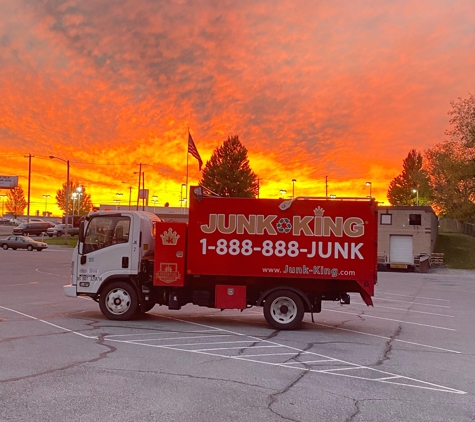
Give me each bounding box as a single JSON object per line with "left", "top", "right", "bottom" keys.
{"left": 12, "top": 222, "right": 51, "bottom": 236}
{"left": 46, "top": 224, "right": 79, "bottom": 237}
{"left": 0, "top": 235, "right": 48, "bottom": 251}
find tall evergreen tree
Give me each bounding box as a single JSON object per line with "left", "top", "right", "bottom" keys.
{"left": 200, "top": 135, "right": 259, "bottom": 197}
{"left": 6, "top": 185, "right": 27, "bottom": 218}
{"left": 387, "top": 149, "right": 431, "bottom": 206}
{"left": 55, "top": 180, "right": 93, "bottom": 216}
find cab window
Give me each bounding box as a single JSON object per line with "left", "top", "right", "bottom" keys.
{"left": 83, "top": 216, "right": 130, "bottom": 254}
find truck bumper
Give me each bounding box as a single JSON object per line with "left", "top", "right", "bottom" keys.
{"left": 63, "top": 284, "right": 77, "bottom": 297}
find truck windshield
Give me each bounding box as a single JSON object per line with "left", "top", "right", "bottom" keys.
{"left": 83, "top": 216, "right": 131, "bottom": 254}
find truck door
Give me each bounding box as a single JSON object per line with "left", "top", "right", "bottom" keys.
{"left": 76, "top": 215, "right": 134, "bottom": 292}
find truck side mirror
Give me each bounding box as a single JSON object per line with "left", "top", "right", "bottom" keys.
{"left": 78, "top": 221, "right": 85, "bottom": 243}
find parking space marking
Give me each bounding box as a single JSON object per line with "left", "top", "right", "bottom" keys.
{"left": 379, "top": 292, "right": 450, "bottom": 302}
{"left": 0, "top": 305, "right": 96, "bottom": 339}
{"left": 236, "top": 310, "right": 461, "bottom": 353}
{"left": 347, "top": 302, "right": 454, "bottom": 317}
{"left": 375, "top": 297, "right": 450, "bottom": 308}
{"left": 0, "top": 305, "right": 465, "bottom": 394}
{"left": 105, "top": 314, "right": 466, "bottom": 394}
{"left": 324, "top": 309, "right": 455, "bottom": 331}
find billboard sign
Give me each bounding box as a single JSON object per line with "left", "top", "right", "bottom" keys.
{"left": 0, "top": 176, "right": 19, "bottom": 189}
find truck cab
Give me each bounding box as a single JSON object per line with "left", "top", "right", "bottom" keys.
{"left": 64, "top": 211, "right": 159, "bottom": 300}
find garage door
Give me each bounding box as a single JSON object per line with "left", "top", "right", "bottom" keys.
{"left": 389, "top": 235, "right": 414, "bottom": 264}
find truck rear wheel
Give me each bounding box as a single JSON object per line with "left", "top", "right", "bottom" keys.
{"left": 263, "top": 290, "right": 305, "bottom": 330}
{"left": 99, "top": 281, "right": 138, "bottom": 321}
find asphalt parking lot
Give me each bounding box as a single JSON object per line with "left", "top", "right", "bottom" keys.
{"left": 1, "top": 245, "right": 474, "bottom": 421}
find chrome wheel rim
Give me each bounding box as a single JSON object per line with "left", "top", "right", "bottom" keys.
{"left": 105, "top": 288, "right": 131, "bottom": 315}
{"left": 270, "top": 296, "right": 297, "bottom": 324}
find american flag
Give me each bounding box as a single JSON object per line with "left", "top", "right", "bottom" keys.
{"left": 188, "top": 132, "right": 203, "bottom": 170}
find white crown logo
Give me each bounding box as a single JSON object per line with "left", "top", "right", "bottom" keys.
{"left": 313, "top": 206, "right": 325, "bottom": 216}
{"left": 160, "top": 228, "right": 180, "bottom": 245}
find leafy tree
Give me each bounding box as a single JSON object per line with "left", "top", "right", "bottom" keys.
{"left": 446, "top": 93, "right": 475, "bottom": 148}
{"left": 6, "top": 186, "right": 27, "bottom": 218}
{"left": 425, "top": 95, "right": 475, "bottom": 221}
{"left": 387, "top": 149, "right": 431, "bottom": 206}
{"left": 55, "top": 180, "right": 93, "bottom": 216}
{"left": 200, "top": 135, "right": 259, "bottom": 197}
{"left": 425, "top": 141, "right": 475, "bottom": 221}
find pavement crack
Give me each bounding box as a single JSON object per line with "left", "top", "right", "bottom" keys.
{"left": 267, "top": 370, "right": 308, "bottom": 421}
{"left": 0, "top": 333, "right": 116, "bottom": 384}
{"left": 375, "top": 323, "right": 402, "bottom": 366}
{"left": 345, "top": 399, "right": 361, "bottom": 422}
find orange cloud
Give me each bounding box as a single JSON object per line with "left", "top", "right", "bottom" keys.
{"left": 0, "top": 0, "right": 474, "bottom": 216}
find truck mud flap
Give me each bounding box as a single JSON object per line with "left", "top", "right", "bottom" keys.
{"left": 359, "top": 289, "right": 374, "bottom": 306}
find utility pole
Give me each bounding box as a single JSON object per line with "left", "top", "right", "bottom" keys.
{"left": 325, "top": 175, "right": 328, "bottom": 198}
{"left": 24, "top": 154, "right": 34, "bottom": 222}
{"left": 136, "top": 163, "right": 142, "bottom": 210}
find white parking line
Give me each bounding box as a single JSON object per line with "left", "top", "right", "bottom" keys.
{"left": 242, "top": 310, "right": 461, "bottom": 353}
{"left": 323, "top": 309, "right": 455, "bottom": 331}
{"left": 376, "top": 297, "right": 450, "bottom": 308}
{"left": 348, "top": 302, "right": 454, "bottom": 317}
{"left": 0, "top": 305, "right": 466, "bottom": 394}
{"left": 379, "top": 292, "right": 450, "bottom": 302}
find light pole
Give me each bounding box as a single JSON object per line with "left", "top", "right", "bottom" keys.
{"left": 76, "top": 186, "right": 83, "bottom": 215}
{"left": 122, "top": 182, "right": 133, "bottom": 210}
{"left": 292, "top": 179, "right": 296, "bottom": 199}
{"left": 365, "top": 181, "right": 372, "bottom": 198}
{"left": 49, "top": 156, "right": 69, "bottom": 243}
{"left": 280, "top": 189, "right": 287, "bottom": 198}
{"left": 115, "top": 193, "right": 123, "bottom": 210}
{"left": 181, "top": 184, "right": 186, "bottom": 209}
{"left": 412, "top": 189, "right": 419, "bottom": 206}
{"left": 71, "top": 192, "right": 78, "bottom": 217}
{"left": 151, "top": 195, "right": 158, "bottom": 213}
{"left": 0, "top": 194, "right": 7, "bottom": 216}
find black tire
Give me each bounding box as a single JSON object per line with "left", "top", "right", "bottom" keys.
{"left": 263, "top": 289, "right": 305, "bottom": 330}
{"left": 27, "top": 245, "right": 33, "bottom": 251}
{"left": 2, "top": 244, "right": 8, "bottom": 250}
{"left": 99, "top": 281, "right": 138, "bottom": 321}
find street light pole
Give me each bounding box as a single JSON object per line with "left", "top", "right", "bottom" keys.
{"left": 49, "top": 156, "right": 69, "bottom": 243}
{"left": 412, "top": 189, "right": 419, "bottom": 206}
{"left": 365, "top": 181, "right": 372, "bottom": 198}
{"left": 42, "top": 194, "right": 50, "bottom": 216}
{"left": 181, "top": 184, "right": 186, "bottom": 209}
{"left": 292, "top": 179, "right": 296, "bottom": 199}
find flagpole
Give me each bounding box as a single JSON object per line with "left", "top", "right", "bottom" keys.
{"left": 186, "top": 129, "right": 189, "bottom": 208}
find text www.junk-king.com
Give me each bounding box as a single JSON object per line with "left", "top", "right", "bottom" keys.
{"left": 261, "top": 265, "right": 356, "bottom": 277}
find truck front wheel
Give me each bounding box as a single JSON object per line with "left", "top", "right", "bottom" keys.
{"left": 99, "top": 281, "right": 138, "bottom": 321}
{"left": 263, "top": 290, "right": 305, "bottom": 330}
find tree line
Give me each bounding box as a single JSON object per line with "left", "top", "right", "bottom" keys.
{"left": 4, "top": 181, "right": 93, "bottom": 218}
{"left": 388, "top": 93, "right": 475, "bottom": 222}
{"left": 4, "top": 93, "right": 474, "bottom": 223}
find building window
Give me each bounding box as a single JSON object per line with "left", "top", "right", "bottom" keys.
{"left": 409, "top": 214, "right": 422, "bottom": 225}
{"left": 380, "top": 214, "right": 392, "bottom": 225}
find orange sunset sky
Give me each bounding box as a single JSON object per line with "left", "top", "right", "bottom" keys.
{"left": 0, "top": 0, "right": 474, "bottom": 216}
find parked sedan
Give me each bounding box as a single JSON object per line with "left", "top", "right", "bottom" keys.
{"left": 0, "top": 235, "right": 48, "bottom": 251}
